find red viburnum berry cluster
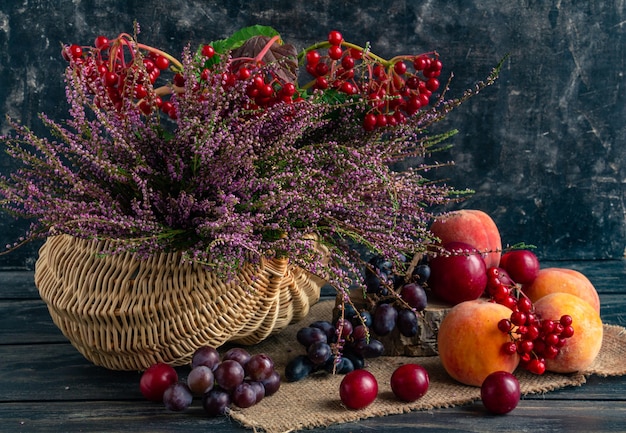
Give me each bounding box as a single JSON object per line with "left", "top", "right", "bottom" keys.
{"left": 486, "top": 267, "right": 575, "bottom": 375}
{"left": 61, "top": 29, "right": 446, "bottom": 131}
{"left": 62, "top": 34, "right": 177, "bottom": 118}
{"left": 302, "top": 30, "right": 442, "bottom": 131}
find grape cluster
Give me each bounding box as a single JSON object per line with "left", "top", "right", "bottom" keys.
{"left": 157, "top": 346, "right": 281, "bottom": 416}
{"left": 285, "top": 317, "right": 382, "bottom": 382}
{"left": 363, "top": 255, "right": 430, "bottom": 339}
{"left": 286, "top": 254, "right": 432, "bottom": 382}
{"left": 486, "top": 267, "right": 574, "bottom": 375}
{"left": 302, "top": 31, "right": 442, "bottom": 130}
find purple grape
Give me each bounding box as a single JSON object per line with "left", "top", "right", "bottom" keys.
{"left": 334, "top": 318, "right": 353, "bottom": 338}
{"left": 296, "top": 326, "right": 327, "bottom": 347}
{"left": 163, "top": 383, "right": 193, "bottom": 412}
{"left": 307, "top": 341, "right": 332, "bottom": 365}
{"left": 397, "top": 308, "right": 419, "bottom": 337}
{"left": 372, "top": 303, "right": 398, "bottom": 336}
{"left": 191, "top": 346, "right": 221, "bottom": 370}
{"left": 223, "top": 347, "right": 251, "bottom": 366}
{"left": 187, "top": 365, "right": 215, "bottom": 395}
{"left": 244, "top": 353, "right": 274, "bottom": 382}
{"left": 413, "top": 263, "right": 431, "bottom": 284}
{"left": 324, "top": 356, "right": 355, "bottom": 374}
{"left": 352, "top": 324, "right": 368, "bottom": 341}
{"left": 400, "top": 283, "right": 428, "bottom": 311}
{"left": 285, "top": 355, "right": 315, "bottom": 382}
{"left": 247, "top": 380, "right": 266, "bottom": 403}
{"left": 214, "top": 359, "right": 245, "bottom": 391}
{"left": 309, "top": 320, "right": 336, "bottom": 342}
{"left": 353, "top": 310, "right": 373, "bottom": 328}
{"left": 202, "top": 388, "right": 231, "bottom": 417}
{"left": 352, "top": 338, "right": 385, "bottom": 358}
{"left": 231, "top": 382, "right": 257, "bottom": 408}
{"left": 260, "top": 370, "right": 281, "bottom": 396}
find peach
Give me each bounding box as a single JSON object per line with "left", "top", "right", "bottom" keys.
{"left": 430, "top": 209, "right": 502, "bottom": 269}
{"left": 533, "top": 292, "right": 603, "bottom": 373}
{"left": 437, "top": 299, "right": 519, "bottom": 386}
{"left": 523, "top": 268, "right": 600, "bottom": 313}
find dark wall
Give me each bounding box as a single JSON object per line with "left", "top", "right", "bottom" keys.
{"left": 0, "top": 0, "right": 624, "bottom": 269}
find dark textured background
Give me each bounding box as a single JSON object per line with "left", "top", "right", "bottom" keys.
{"left": 0, "top": 1, "right": 624, "bottom": 269}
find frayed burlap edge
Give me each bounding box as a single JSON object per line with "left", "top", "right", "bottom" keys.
{"left": 227, "top": 300, "right": 624, "bottom": 433}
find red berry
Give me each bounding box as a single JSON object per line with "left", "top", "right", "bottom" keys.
{"left": 315, "top": 76, "right": 329, "bottom": 89}
{"left": 315, "top": 62, "right": 329, "bottom": 76}
{"left": 339, "top": 81, "right": 356, "bottom": 94}
{"left": 68, "top": 44, "right": 83, "bottom": 60}
{"left": 173, "top": 73, "right": 185, "bottom": 87}
{"left": 328, "top": 45, "right": 343, "bottom": 60}
{"left": 413, "top": 55, "right": 431, "bottom": 71}
{"left": 363, "top": 113, "right": 377, "bottom": 131}
{"left": 201, "top": 44, "right": 216, "bottom": 58}
{"left": 502, "top": 341, "right": 518, "bottom": 355}
{"left": 280, "top": 82, "right": 296, "bottom": 97}
{"left": 393, "top": 61, "right": 407, "bottom": 75}
{"left": 155, "top": 55, "right": 170, "bottom": 71}
{"left": 526, "top": 358, "right": 546, "bottom": 375}
{"left": 103, "top": 71, "right": 118, "bottom": 87}
{"left": 341, "top": 56, "right": 355, "bottom": 70}
{"left": 426, "top": 78, "right": 440, "bottom": 92}
{"left": 390, "top": 364, "right": 429, "bottom": 402}
{"left": 349, "top": 48, "right": 363, "bottom": 60}
{"left": 327, "top": 30, "right": 343, "bottom": 46}
{"left": 94, "top": 36, "right": 109, "bottom": 50}
{"left": 497, "top": 318, "right": 512, "bottom": 333}
{"left": 339, "top": 370, "right": 378, "bottom": 410}
{"left": 375, "top": 113, "right": 388, "bottom": 128}
{"left": 306, "top": 50, "right": 321, "bottom": 66}
{"left": 134, "top": 84, "right": 148, "bottom": 99}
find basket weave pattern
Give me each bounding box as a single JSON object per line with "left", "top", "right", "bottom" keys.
{"left": 34, "top": 234, "right": 324, "bottom": 370}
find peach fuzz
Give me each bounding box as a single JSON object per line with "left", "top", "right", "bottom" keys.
{"left": 533, "top": 292, "right": 603, "bottom": 373}
{"left": 437, "top": 299, "right": 519, "bottom": 387}
{"left": 430, "top": 209, "right": 502, "bottom": 269}
{"left": 523, "top": 268, "right": 600, "bottom": 313}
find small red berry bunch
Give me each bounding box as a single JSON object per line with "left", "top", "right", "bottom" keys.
{"left": 204, "top": 38, "right": 300, "bottom": 110}
{"left": 62, "top": 27, "right": 451, "bottom": 131}
{"left": 301, "top": 30, "right": 442, "bottom": 130}
{"left": 486, "top": 267, "right": 575, "bottom": 375}
{"left": 62, "top": 34, "right": 179, "bottom": 118}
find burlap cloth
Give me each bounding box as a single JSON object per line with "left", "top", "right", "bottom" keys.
{"left": 226, "top": 300, "right": 626, "bottom": 433}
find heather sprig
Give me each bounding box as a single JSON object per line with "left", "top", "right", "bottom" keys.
{"left": 0, "top": 26, "right": 501, "bottom": 292}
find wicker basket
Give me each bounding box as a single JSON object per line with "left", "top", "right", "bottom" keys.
{"left": 34, "top": 234, "right": 325, "bottom": 371}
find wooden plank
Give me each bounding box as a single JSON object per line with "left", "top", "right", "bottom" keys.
{"left": 0, "top": 399, "right": 624, "bottom": 433}
{"left": 0, "top": 343, "right": 142, "bottom": 402}
{"left": 0, "top": 300, "right": 66, "bottom": 344}
{"left": 0, "top": 271, "right": 37, "bottom": 299}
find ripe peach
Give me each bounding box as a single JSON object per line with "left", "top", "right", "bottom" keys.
{"left": 523, "top": 268, "right": 600, "bottom": 314}
{"left": 533, "top": 292, "right": 603, "bottom": 373}
{"left": 430, "top": 209, "right": 502, "bottom": 268}
{"left": 437, "top": 299, "right": 519, "bottom": 387}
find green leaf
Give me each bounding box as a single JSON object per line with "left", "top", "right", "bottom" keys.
{"left": 211, "top": 25, "right": 280, "bottom": 55}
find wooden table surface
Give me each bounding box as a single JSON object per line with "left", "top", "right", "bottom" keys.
{"left": 1, "top": 260, "right": 625, "bottom": 432}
